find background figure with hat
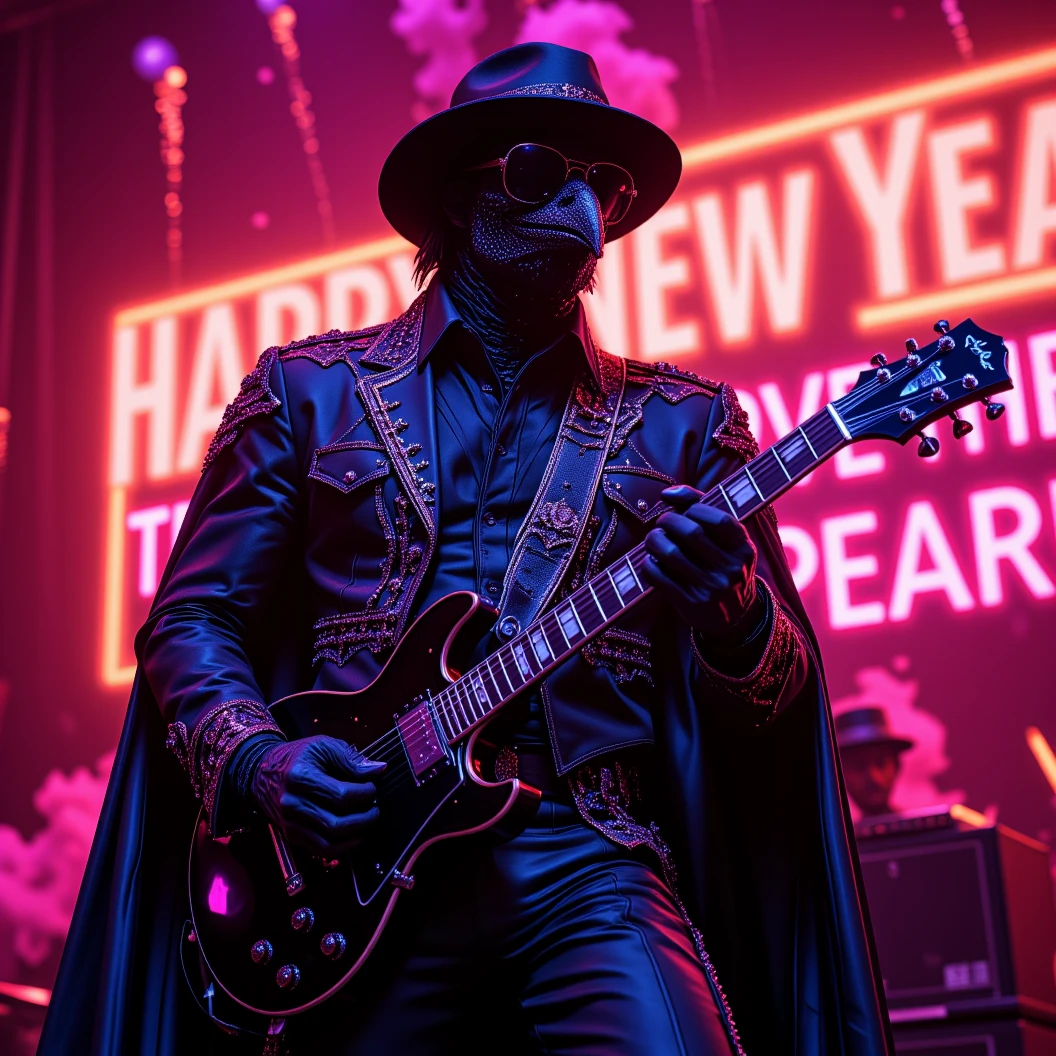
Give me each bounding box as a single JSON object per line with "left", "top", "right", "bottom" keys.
{"left": 837, "top": 707, "right": 916, "bottom": 818}
{"left": 41, "top": 42, "right": 890, "bottom": 1056}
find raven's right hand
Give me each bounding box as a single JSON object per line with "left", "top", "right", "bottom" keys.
{"left": 250, "top": 736, "right": 385, "bottom": 854}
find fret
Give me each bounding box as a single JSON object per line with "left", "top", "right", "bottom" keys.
{"left": 455, "top": 680, "right": 476, "bottom": 724}
{"left": 483, "top": 660, "right": 504, "bottom": 703}
{"left": 512, "top": 639, "right": 534, "bottom": 679}
{"left": 606, "top": 568, "right": 624, "bottom": 605}
{"left": 626, "top": 557, "right": 644, "bottom": 592}
{"left": 542, "top": 612, "right": 566, "bottom": 656}
{"left": 529, "top": 624, "right": 552, "bottom": 664}
{"left": 742, "top": 464, "right": 764, "bottom": 501}
{"left": 565, "top": 601, "right": 585, "bottom": 636}
{"left": 587, "top": 581, "right": 606, "bottom": 620}
{"left": 469, "top": 670, "right": 491, "bottom": 712}
{"left": 750, "top": 449, "right": 790, "bottom": 500}
{"left": 717, "top": 483, "right": 737, "bottom": 516}
{"left": 612, "top": 559, "right": 640, "bottom": 600}
{"left": 725, "top": 469, "right": 759, "bottom": 515}
{"left": 435, "top": 693, "right": 457, "bottom": 740}
{"left": 803, "top": 409, "right": 844, "bottom": 456}
{"left": 553, "top": 609, "right": 572, "bottom": 648}
{"left": 495, "top": 650, "right": 516, "bottom": 694}
{"left": 774, "top": 431, "right": 814, "bottom": 479}
{"left": 798, "top": 424, "right": 818, "bottom": 460}
{"left": 772, "top": 445, "right": 792, "bottom": 481}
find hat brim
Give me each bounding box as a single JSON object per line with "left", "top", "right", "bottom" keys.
{"left": 379, "top": 95, "right": 682, "bottom": 247}
{"left": 838, "top": 730, "right": 914, "bottom": 753}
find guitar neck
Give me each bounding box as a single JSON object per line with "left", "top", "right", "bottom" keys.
{"left": 428, "top": 403, "right": 849, "bottom": 745}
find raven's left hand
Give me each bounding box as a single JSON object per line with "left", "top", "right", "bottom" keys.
{"left": 640, "top": 484, "right": 763, "bottom": 643}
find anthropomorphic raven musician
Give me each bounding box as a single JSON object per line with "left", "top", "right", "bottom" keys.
{"left": 42, "top": 43, "right": 891, "bottom": 1056}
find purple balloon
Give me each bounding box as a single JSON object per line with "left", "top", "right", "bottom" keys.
{"left": 255, "top": 0, "right": 284, "bottom": 13}
{"left": 132, "top": 36, "right": 179, "bottom": 82}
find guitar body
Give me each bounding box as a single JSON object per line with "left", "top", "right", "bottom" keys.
{"left": 188, "top": 592, "right": 542, "bottom": 1016}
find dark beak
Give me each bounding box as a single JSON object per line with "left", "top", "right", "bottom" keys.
{"left": 512, "top": 178, "right": 604, "bottom": 259}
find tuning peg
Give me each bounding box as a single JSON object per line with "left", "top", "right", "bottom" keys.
{"left": 917, "top": 433, "right": 940, "bottom": 457}
{"left": 904, "top": 338, "right": 921, "bottom": 366}
{"left": 933, "top": 319, "right": 950, "bottom": 335}
{"left": 981, "top": 396, "right": 1005, "bottom": 421}
{"left": 949, "top": 412, "right": 973, "bottom": 439}
{"left": 871, "top": 352, "right": 888, "bottom": 367}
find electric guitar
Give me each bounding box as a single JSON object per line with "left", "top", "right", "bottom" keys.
{"left": 188, "top": 318, "right": 1012, "bottom": 1017}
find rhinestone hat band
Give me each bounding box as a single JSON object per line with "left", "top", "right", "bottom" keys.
{"left": 494, "top": 83, "right": 607, "bottom": 105}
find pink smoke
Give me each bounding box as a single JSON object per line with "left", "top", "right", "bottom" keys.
{"left": 516, "top": 0, "right": 680, "bottom": 131}
{"left": 0, "top": 753, "right": 112, "bottom": 968}
{"left": 390, "top": 0, "right": 488, "bottom": 121}
{"left": 832, "top": 665, "right": 965, "bottom": 820}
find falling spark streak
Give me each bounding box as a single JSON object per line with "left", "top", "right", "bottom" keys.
{"left": 1026, "top": 726, "right": 1056, "bottom": 795}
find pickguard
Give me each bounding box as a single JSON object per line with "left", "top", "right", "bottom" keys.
{"left": 349, "top": 747, "right": 462, "bottom": 904}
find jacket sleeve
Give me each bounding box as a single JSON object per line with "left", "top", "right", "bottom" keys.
{"left": 136, "top": 353, "right": 299, "bottom": 826}
{"left": 686, "top": 384, "right": 814, "bottom": 728}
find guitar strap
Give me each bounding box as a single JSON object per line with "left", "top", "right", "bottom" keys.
{"left": 494, "top": 349, "right": 626, "bottom": 642}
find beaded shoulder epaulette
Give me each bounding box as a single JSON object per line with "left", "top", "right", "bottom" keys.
{"left": 201, "top": 323, "right": 388, "bottom": 471}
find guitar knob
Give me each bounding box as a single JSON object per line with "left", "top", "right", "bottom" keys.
{"left": 917, "top": 433, "right": 940, "bottom": 458}
{"left": 320, "top": 932, "right": 347, "bottom": 960}
{"left": 950, "top": 413, "right": 973, "bottom": 439}
{"left": 290, "top": 906, "right": 315, "bottom": 932}
{"left": 250, "top": 939, "right": 273, "bottom": 965}
{"left": 276, "top": 964, "right": 301, "bottom": 990}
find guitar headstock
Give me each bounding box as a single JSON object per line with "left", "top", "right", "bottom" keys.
{"left": 832, "top": 319, "right": 1013, "bottom": 457}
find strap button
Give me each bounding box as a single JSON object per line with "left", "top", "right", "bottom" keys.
{"left": 498, "top": 616, "right": 520, "bottom": 639}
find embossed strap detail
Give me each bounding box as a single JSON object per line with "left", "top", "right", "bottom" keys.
{"left": 570, "top": 761, "right": 745, "bottom": 1055}
{"left": 496, "top": 348, "right": 625, "bottom": 634}
{"left": 166, "top": 699, "right": 284, "bottom": 827}
{"left": 692, "top": 581, "right": 800, "bottom": 725}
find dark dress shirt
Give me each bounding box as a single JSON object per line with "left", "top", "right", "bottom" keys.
{"left": 414, "top": 284, "right": 587, "bottom": 750}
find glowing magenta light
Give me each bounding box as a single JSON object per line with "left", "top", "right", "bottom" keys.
{"left": 131, "top": 37, "right": 178, "bottom": 82}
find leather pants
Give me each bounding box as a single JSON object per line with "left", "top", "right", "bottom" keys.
{"left": 297, "top": 797, "right": 734, "bottom": 1055}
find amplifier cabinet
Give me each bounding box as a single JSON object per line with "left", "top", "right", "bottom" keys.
{"left": 893, "top": 1018, "right": 1056, "bottom": 1054}
{"left": 858, "top": 824, "right": 1056, "bottom": 1018}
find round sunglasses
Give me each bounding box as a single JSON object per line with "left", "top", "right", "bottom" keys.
{"left": 471, "top": 143, "right": 637, "bottom": 225}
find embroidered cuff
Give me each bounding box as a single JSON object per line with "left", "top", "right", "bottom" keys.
{"left": 166, "top": 699, "right": 284, "bottom": 825}
{"left": 692, "top": 581, "right": 800, "bottom": 725}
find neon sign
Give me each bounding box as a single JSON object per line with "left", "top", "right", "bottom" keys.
{"left": 102, "top": 46, "right": 1056, "bottom": 686}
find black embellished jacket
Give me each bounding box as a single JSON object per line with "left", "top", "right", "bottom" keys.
{"left": 143, "top": 287, "right": 810, "bottom": 829}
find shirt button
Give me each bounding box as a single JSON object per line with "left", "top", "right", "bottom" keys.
{"left": 483, "top": 511, "right": 496, "bottom": 526}
{"left": 496, "top": 443, "right": 506, "bottom": 456}
{"left": 485, "top": 580, "right": 500, "bottom": 596}
{"left": 481, "top": 382, "right": 494, "bottom": 394}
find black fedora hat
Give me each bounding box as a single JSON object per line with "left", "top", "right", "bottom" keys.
{"left": 834, "top": 707, "right": 914, "bottom": 754}
{"left": 379, "top": 42, "right": 682, "bottom": 247}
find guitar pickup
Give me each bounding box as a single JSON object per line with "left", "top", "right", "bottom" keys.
{"left": 395, "top": 702, "right": 448, "bottom": 784}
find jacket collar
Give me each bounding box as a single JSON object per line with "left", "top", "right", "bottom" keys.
{"left": 416, "top": 278, "right": 604, "bottom": 386}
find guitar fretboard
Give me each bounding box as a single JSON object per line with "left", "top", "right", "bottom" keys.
{"left": 428, "top": 404, "right": 848, "bottom": 744}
